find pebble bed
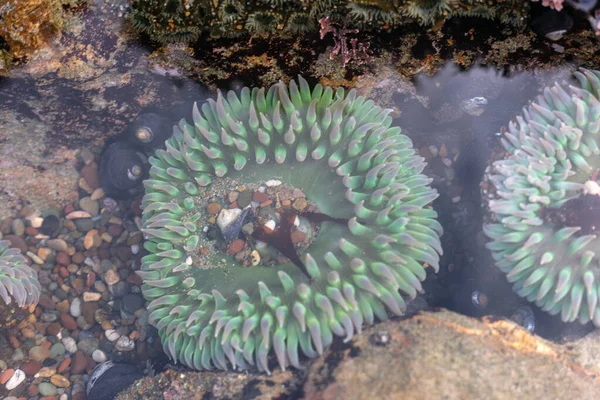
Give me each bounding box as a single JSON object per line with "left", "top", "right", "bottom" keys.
{"left": 0, "top": 148, "right": 154, "bottom": 400}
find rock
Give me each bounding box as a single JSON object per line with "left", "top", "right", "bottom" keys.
{"left": 115, "top": 336, "right": 135, "bottom": 352}
{"left": 217, "top": 208, "right": 243, "bottom": 233}
{"left": 237, "top": 190, "right": 252, "bottom": 208}
{"left": 115, "top": 310, "right": 600, "bottom": 400}
{"left": 71, "top": 351, "right": 87, "bottom": 374}
{"left": 92, "top": 349, "right": 107, "bottom": 363}
{"left": 122, "top": 294, "right": 144, "bottom": 314}
{"left": 4, "top": 235, "right": 27, "bottom": 252}
{"left": 105, "top": 329, "right": 120, "bottom": 342}
{"left": 292, "top": 197, "right": 307, "bottom": 211}
{"left": 79, "top": 196, "right": 99, "bottom": 216}
{"left": 50, "top": 373, "right": 70, "bottom": 388}
{"left": 227, "top": 239, "right": 245, "bottom": 256}
{"left": 88, "top": 362, "right": 142, "bottom": 400}
{"left": 81, "top": 164, "right": 100, "bottom": 190}
{"left": 47, "top": 238, "right": 68, "bottom": 252}
{"left": 104, "top": 269, "right": 120, "bottom": 286}
{"left": 252, "top": 191, "right": 269, "bottom": 203}
{"left": 62, "top": 338, "right": 77, "bottom": 355}
{"left": 70, "top": 297, "right": 82, "bottom": 317}
{"left": 0, "top": 369, "right": 14, "bottom": 385}
{"left": 38, "top": 382, "right": 58, "bottom": 396}
{"left": 60, "top": 313, "right": 78, "bottom": 330}
{"left": 56, "top": 251, "right": 70, "bottom": 265}
{"left": 91, "top": 188, "right": 105, "bottom": 201}
{"left": 29, "top": 345, "right": 51, "bottom": 362}
{"left": 21, "top": 360, "right": 42, "bottom": 376}
{"left": 84, "top": 229, "right": 101, "bottom": 249}
{"left": 83, "top": 291, "right": 102, "bottom": 302}
{"left": 5, "top": 369, "right": 25, "bottom": 390}
{"left": 265, "top": 179, "right": 282, "bottom": 187}
{"left": 11, "top": 218, "right": 25, "bottom": 236}
{"left": 37, "top": 367, "right": 57, "bottom": 378}
{"left": 40, "top": 215, "right": 61, "bottom": 235}
{"left": 206, "top": 202, "right": 222, "bottom": 215}
{"left": 38, "top": 294, "right": 56, "bottom": 310}
{"left": 66, "top": 211, "right": 93, "bottom": 219}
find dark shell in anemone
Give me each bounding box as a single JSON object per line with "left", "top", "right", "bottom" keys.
{"left": 99, "top": 140, "right": 148, "bottom": 200}
{"left": 124, "top": 113, "right": 172, "bottom": 153}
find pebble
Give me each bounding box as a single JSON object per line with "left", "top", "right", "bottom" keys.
{"left": 292, "top": 197, "right": 307, "bottom": 211}
{"left": 90, "top": 188, "right": 105, "bottom": 201}
{"left": 105, "top": 329, "right": 120, "bottom": 342}
{"left": 62, "top": 337, "right": 77, "bottom": 353}
{"left": 83, "top": 292, "right": 102, "bottom": 302}
{"left": 265, "top": 179, "right": 282, "bottom": 187}
{"left": 66, "top": 211, "right": 92, "bottom": 219}
{"left": 39, "top": 382, "right": 58, "bottom": 396}
{"left": 46, "top": 239, "right": 67, "bottom": 253}
{"left": 37, "top": 367, "right": 57, "bottom": 378}
{"left": 84, "top": 229, "right": 101, "bottom": 249}
{"left": 0, "top": 369, "right": 14, "bottom": 385}
{"left": 250, "top": 250, "right": 260, "bottom": 266}
{"left": 92, "top": 349, "right": 107, "bottom": 363}
{"left": 40, "top": 215, "right": 60, "bottom": 235}
{"left": 29, "top": 345, "right": 51, "bottom": 362}
{"left": 227, "top": 239, "right": 245, "bottom": 256}
{"left": 206, "top": 202, "right": 222, "bottom": 215}
{"left": 27, "top": 251, "right": 44, "bottom": 264}
{"left": 11, "top": 218, "right": 25, "bottom": 236}
{"left": 115, "top": 336, "right": 135, "bottom": 351}
{"left": 71, "top": 351, "right": 87, "bottom": 374}
{"left": 217, "top": 208, "right": 242, "bottom": 232}
{"left": 237, "top": 190, "right": 252, "bottom": 208}
{"left": 104, "top": 269, "right": 120, "bottom": 285}
{"left": 291, "top": 230, "right": 306, "bottom": 244}
{"left": 60, "top": 313, "right": 78, "bottom": 330}
{"left": 51, "top": 373, "right": 71, "bottom": 388}
{"left": 5, "top": 369, "right": 25, "bottom": 390}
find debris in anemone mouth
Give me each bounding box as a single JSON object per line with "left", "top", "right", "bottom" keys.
{"left": 138, "top": 76, "right": 443, "bottom": 373}
{"left": 482, "top": 68, "right": 600, "bottom": 327}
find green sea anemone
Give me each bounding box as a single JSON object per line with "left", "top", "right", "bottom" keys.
{"left": 482, "top": 68, "right": 600, "bottom": 326}
{"left": 138, "top": 77, "right": 443, "bottom": 372}
{"left": 0, "top": 240, "right": 41, "bottom": 307}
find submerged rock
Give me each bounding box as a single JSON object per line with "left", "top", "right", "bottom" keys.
{"left": 115, "top": 309, "right": 600, "bottom": 399}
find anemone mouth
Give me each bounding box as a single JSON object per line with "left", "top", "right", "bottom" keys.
{"left": 0, "top": 240, "right": 41, "bottom": 308}
{"left": 139, "top": 76, "right": 443, "bottom": 373}
{"left": 482, "top": 68, "right": 600, "bottom": 327}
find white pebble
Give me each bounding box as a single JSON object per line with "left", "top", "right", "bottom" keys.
{"left": 115, "top": 336, "right": 135, "bottom": 351}
{"left": 62, "top": 337, "right": 77, "bottom": 353}
{"left": 105, "top": 329, "right": 120, "bottom": 342}
{"left": 264, "top": 220, "right": 276, "bottom": 231}
{"left": 265, "top": 180, "right": 282, "bottom": 187}
{"left": 92, "top": 349, "right": 107, "bottom": 363}
{"left": 5, "top": 369, "right": 25, "bottom": 390}
{"left": 70, "top": 297, "right": 82, "bottom": 318}
{"left": 131, "top": 244, "right": 139, "bottom": 254}
{"left": 186, "top": 256, "right": 193, "bottom": 265}
{"left": 293, "top": 216, "right": 300, "bottom": 227}
{"left": 584, "top": 180, "right": 600, "bottom": 195}
{"left": 217, "top": 208, "right": 242, "bottom": 232}
{"left": 83, "top": 292, "right": 102, "bottom": 302}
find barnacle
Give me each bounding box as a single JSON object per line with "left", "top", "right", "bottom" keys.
{"left": 0, "top": 240, "right": 41, "bottom": 307}
{"left": 138, "top": 77, "right": 443, "bottom": 372}
{"left": 482, "top": 68, "right": 600, "bottom": 326}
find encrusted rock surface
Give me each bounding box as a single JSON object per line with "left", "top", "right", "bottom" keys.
{"left": 116, "top": 309, "right": 600, "bottom": 400}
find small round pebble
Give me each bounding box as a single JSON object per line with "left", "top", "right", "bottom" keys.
{"left": 70, "top": 297, "right": 82, "bottom": 317}
{"left": 62, "top": 337, "right": 77, "bottom": 354}
{"left": 92, "top": 349, "right": 107, "bottom": 363}
{"left": 39, "top": 382, "right": 58, "bottom": 396}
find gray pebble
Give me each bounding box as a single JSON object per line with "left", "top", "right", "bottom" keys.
{"left": 78, "top": 337, "right": 100, "bottom": 356}
{"left": 74, "top": 218, "right": 94, "bottom": 232}
{"left": 11, "top": 219, "right": 25, "bottom": 236}
{"left": 50, "top": 342, "right": 66, "bottom": 357}
{"left": 11, "top": 348, "right": 24, "bottom": 361}
{"left": 41, "top": 310, "right": 60, "bottom": 322}
{"left": 39, "top": 382, "right": 58, "bottom": 396}
{"left": 122, "top": 293, "right": 144, "bottom": 314}
{"left": 70, "top": 297, "right": 82, "bottom": 318}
